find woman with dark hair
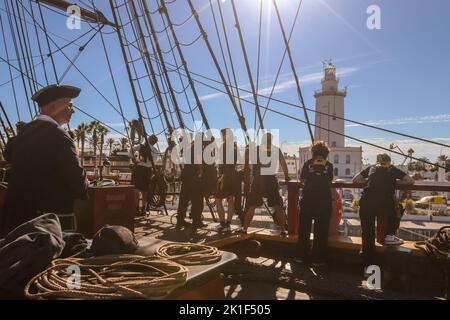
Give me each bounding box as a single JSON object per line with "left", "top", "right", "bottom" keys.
{"left": 294, "top": 141, "right": 333, "bottom": 266}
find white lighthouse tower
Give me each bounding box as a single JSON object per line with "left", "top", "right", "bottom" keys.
{"left": 299, "top": 60, "right": 362, "bottom": 178}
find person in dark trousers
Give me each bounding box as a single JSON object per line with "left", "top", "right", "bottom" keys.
{"left": 215, "top": 128, "right": 241, "bottom": 233}
{"left": 0, "top": 84, "right": 88, "bottom": 237}
{"left": 240, "top": 132, "right": 289, "bottom": 235}
{"left": 353, "top": 153, "right": 414, "bottom": 269}
{"left": 130, "top": 134, "right": 159, "bottom": 215}
{"left": 176, "top": 134, "right": 205, "bottom": 230}
{"left": 294, "top": 141, "right": 333, "bottom": 266}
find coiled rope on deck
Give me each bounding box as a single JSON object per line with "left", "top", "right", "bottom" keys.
{"left": 156, "top": 243, "right": 221, "bottom": 266}
{"left": 24, "top": 255, "right": 188, "bottom": 300}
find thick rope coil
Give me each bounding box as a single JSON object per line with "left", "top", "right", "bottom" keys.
{"left": 24, "top": 255, "right": 187, "bottom": 300}
{"left": 156, "top": 243, "right": 221, "bottom": 266}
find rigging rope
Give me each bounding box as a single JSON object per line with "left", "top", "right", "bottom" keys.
{"left": 259, "top": 0, "right": 303, "bottom": 134}
{"left": 35, "top": 0, "right": 59, "bottom": 83}
{"left": 156, "top": 0, "right": 202, "bottom": 131}
{"left": 28, "top": 0, "right": 49, "bottom": 86}
{"left": 139, "top": 0, "right": 186, "bottom": 130}
{"left": 0, "top": 12, "right": 21, "bottom": 120}
{"left": 4, "top": 0, "right": 34, "bottom": 118}
{"left": 159, "top": 57, "right": 450, "bottom": 150}
{"left": 119, "top": 4, "right": 166, "bottom": 143}
{"left": 272, "top": 0, "right": 313, "bottom": 143}
{"left": 90, "top": 0, "right": 134, "bottom": 153}
{"left": 229, "top": 0, "right": 264, "bottom": 129}
{"left": 216, "top": 0, "right": 245, "bottom": 117}
{"left": 186, "top": 0, "right": 248, "bottom": 139}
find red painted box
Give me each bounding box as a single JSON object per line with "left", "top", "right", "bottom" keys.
{"left": 74, "top": 185, "right": 137, "bottom": 238}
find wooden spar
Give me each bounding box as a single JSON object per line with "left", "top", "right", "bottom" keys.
{"left": 34, "top": 0, "right": 116, "bottom": 27}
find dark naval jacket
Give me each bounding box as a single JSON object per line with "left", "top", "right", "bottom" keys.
{"left": 0, "top": 118, "right": 87, "bottom": 236}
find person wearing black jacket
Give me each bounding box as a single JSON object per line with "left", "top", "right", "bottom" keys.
{"left": 294, "top": 141, "right": 333, "bottom": 266}
{"left": 353, "top": 153, "right": 414, "bottom": 268}
{"left": 0, "top": 84, "right": 88, "bottom": 237}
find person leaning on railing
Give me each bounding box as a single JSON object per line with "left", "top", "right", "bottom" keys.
{"left": 352, "top": 153, "right": 414, "bottom": 269}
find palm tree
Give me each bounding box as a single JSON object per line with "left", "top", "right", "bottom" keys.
{"left": 87, "top": 121, "right": 100, "bottom": 165}
{"left": 106, "top": 138, "right": 116, "bottom": 156}
{"left": 97, "top": 125, "right": 109, "bottom": 166}
{"left": 119, "top": 137, "right": 129, "bottom": 151}
{"left": 407, "top": 148, "right": 414, "bottom": 165}
{"left": 437, "top": 155, "right": 448, "bottom": 162}
{"left": 76, "top": 123, "right": 89, "bottom": 166}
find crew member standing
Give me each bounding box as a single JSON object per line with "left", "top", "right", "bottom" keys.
{"left": 295, "top": 141, "right": 333, "bottom": 266}
{"left": 0, "top": 84, "right": 88, "bottom": 236}
{"left": 353, "top": 153, "right": 414, "bottom": 268}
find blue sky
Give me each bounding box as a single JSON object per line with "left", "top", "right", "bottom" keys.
{"left": 0, "top": 0, "right": 449, "bottom": 163}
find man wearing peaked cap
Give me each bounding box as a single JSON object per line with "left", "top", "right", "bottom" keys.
{"left": 0, "top": 84, "right": 88, "bottom": 236}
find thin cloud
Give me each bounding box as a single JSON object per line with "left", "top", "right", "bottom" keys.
{"left": 346, "top": 114, "right": 450, "bottom": 127}
{"left": 200, "top": 67, "right": 358, "bottom": 101}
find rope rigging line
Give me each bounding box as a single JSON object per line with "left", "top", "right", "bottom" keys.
{"left": 116, "top": 0, "right": 161, "bottom": 141}
{"left": 0, "top": 101, "right": 15, "bottom": 137}
{"left": 72, "top": 104, "right": 127, "bottom": 138}
{"left": 155, "top": 1, "right": 199, "bottom": 131}
{"left": 17, "top": 0, "right": 39, "bottom": 100}
{"left": 58, "top": 24, "right": 105, "bottom": 82}
{"left": 0, "top": 6, "right": 84, "bottom": 48}
{"left": 208, "top": 0, "right": 234, "bottom": 98}
{"left": 0, "top": 12, "right": 21, "bottom": 120}
{"left": 120, "top": 0, "right": 174, "bottom": 135}
{"left": 20, "top": 1, "right": 135, "bottom": 123}
{"left": 159, "top": 32, "right": 202, "bottom": 55}
{"left": 111, "top": 0, "right": 165, "bottom": 169}
{"left": 159, "top": 0, "right": 210, "bottom": 130}
{"left": 215, "top": 0, "right": 245, "bottom": 117}
{"left": 272, "top": 0, "right": 313, "bottom": 143}
{"left": 4, "top": 0, "right": 34, "bottom": 119}
{"left": 254, "top": 0, "right": 263, "bottom": 138}
{"left": 161, "top": 57, "right": 450, "bottom": 150}
{"left": 28, "top": 0, "right": 49, "bottom": 86}
{"left": 119, "top": 5, "right": 167, "bottom": 142}
{"left": 229, "top": 0, "right": 264, "bottom": 130}
{"left": 35, "top": 0, "right": 59, "bottom": 83}
{"left": 90, "top": 0, "right": 134, "bottom": 151}
{"left": 186, "top": 0, "right": 249, "bottom": 139}
{"left": 168, "top": 65, "right": 447, "bottom": 169}
{"left": 259, "top": 0, "right": 303, "bottom": 133}
{"left": 138, "top": 0, "right": 186, "bottom": 130}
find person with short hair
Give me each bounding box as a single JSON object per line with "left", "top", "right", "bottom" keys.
{"left": 0, "top": 84, "right": 87, "bottom": 236}
{"left": 353, "top": 153, "right": 414, "bottom": 268}
{"left": 240, "top": 132, "right": 289, "bottom": 235}
{"left": 214, "top": 128, "right": 241, "bottom": 233}
{"left": 294, "top": 141, "right": 333, "bottom": 266}
{"left": 130, "top": 134, "right": 160, "bottom": 215}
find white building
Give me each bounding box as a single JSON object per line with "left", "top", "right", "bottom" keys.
{"left": 299, "top": 61, "right": 362, "bottom": 179}
{"left": 278, "top": 153, "right": 300, "bottom": 177}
